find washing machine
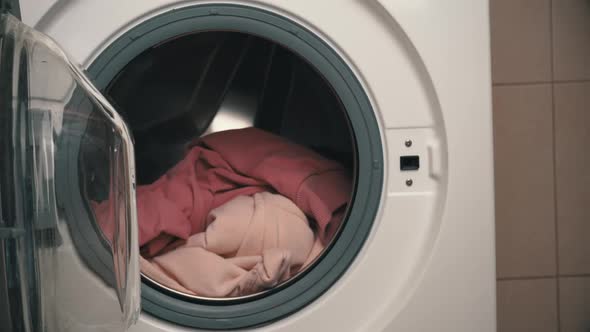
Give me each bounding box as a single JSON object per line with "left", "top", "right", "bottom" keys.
{"left": 1, "top": 0, "right": 496, "bottom": 331}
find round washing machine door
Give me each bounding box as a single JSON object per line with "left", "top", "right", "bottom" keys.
{"left": 0, "top": 14, "right": 140, "bottom": 332}
{"left": 83, "top": 4, "right": 384, "bottom": 330}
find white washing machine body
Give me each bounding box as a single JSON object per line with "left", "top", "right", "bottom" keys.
{"left": 17, "top": 1, "right": 496, "bottom": 331}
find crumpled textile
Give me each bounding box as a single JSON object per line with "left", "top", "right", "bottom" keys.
{"left": 94, "top": 127, "right": 351, "bottom": 257}
{"left": 141, "top": 192, "right": 321, "bottom": 297}
{"left": 199, "top": 127, "right": 352, "bottom": 244}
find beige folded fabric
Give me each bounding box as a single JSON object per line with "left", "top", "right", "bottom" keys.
{"left": 141, "top": 192, "right": 322, "bottom": 297}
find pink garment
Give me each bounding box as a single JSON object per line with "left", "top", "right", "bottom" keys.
{"left": 94, "top": 127, "right": 350, "bottom": 257}
{"left": 142, "top": 193, "right": 320, "bottom": 297}
{"left": 199, "top": 128, "right": 352, "bottom": 243}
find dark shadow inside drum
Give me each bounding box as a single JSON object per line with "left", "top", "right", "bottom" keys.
{"left": 102, "top": 31, "right": 357, "bottom": 301}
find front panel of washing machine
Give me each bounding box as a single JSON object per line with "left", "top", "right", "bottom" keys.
{"left": 10, "top": 0, "right": 496, "bottom": 331}
{"left": 0, "top": 14, "right": 140, "bottom": 332}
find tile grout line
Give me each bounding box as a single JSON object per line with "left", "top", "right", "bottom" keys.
{"left": 548, "top": 0, "right": 561, "bottom": 330}
{"left": 493, "top": 81, "right": 552, "bottom": 86}
{"left": 492, "top": 79, "right": 590, "bottom": 87}
{"left": 497, "top": 273, "right": 590, "bottom": 282}
{"left": 552, "top": 79, "right": 590, "bottom": 84}
{"left": 558, "top": 274, "right": 590, "bottom": 279}
{"left": 497, "top": 275, "right": 556, "bottom": 281}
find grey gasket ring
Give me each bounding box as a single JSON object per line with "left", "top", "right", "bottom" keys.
{"left": 87, "top": 3, "right": 383, "bottom": 329}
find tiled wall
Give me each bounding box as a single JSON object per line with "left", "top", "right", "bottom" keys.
{"left": 491, "top": 0, "right": 590, "bottom": 331}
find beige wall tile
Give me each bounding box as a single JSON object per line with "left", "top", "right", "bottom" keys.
{"left": 554, "top": 82, "right": 590, "bottom": 275}
{"left": 494, "top": 85, "right": 556, "bottom": 278}
{"left": 497, "top": 279, "right": 558, "bottom": 332}
{"left": 552, "top": 0, "right": 590, "bottom": 81}
{"left": 490, "top": 0, "right": 552, "bottom": 83}
{"left": 559, "top": 277, "right": 590, "bottom": 332}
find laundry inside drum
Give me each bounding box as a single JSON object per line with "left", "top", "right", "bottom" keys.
{"left": 84, "top": 31, "right": 356, "bottom": 300}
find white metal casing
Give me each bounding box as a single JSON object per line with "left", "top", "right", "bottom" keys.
{"left": 19, "top": 1, "right": 496, "bottom": 331}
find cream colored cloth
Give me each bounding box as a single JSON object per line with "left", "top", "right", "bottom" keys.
{"left": 141, "top": 192, "right": 322, "bottom": 297}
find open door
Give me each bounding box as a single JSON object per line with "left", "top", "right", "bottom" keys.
{"left": 0, "top": 12, "right": 140, "bottom": 332}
